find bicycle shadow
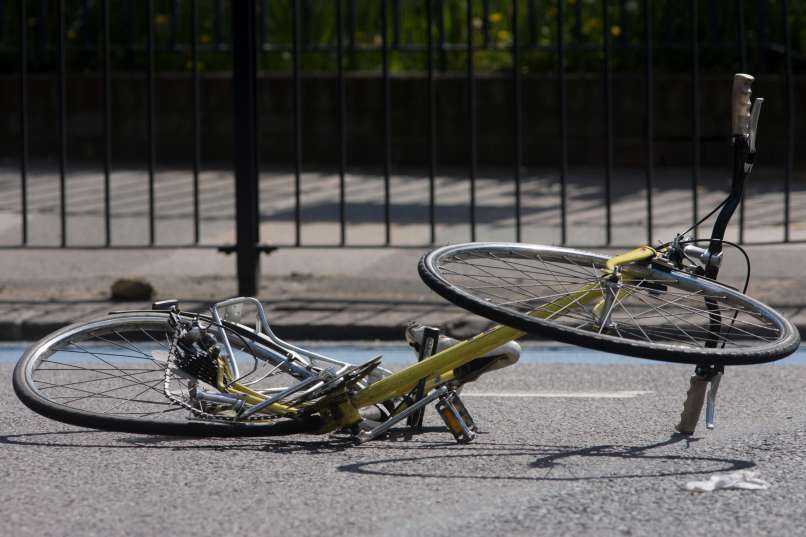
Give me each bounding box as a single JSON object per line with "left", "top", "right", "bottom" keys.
{"left": 0, "top": 429, "right": 355, "bottom": 454}
{"left": 0, "top": 425, "right": 450, "bottom": 453}
{"left": 0, "top": 430, "right": 757, "bottom": 483}
{"left": 335, "top": 433, "right": 757, "bottom": 482}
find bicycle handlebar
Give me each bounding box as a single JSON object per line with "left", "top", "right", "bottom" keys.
{"left": 703, "top": 74, "right": 763, "bottom": 278}
{"left": 731, "top": 73, "right": 754, "bottom": 137}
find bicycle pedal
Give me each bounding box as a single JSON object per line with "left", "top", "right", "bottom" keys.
{"left": 436, "top": 391, "right": 476, "bottom": 444}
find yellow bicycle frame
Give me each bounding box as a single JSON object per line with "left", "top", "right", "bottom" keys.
{"left": 224, "top": 246, "right": 657, "bottom": 431}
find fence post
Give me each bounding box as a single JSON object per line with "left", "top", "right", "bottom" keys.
{"left": 231, "top": 0, "right": 260, "bottom": 296}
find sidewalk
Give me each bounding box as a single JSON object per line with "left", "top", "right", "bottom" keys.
{"left": 1, "top": 245, "right": 805, "bottom": 342}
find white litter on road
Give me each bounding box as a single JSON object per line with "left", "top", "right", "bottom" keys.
{"left": 685, "top": 471, "right": 771, "bottom": 492}
{"left": 462, "top": 390, "right": 652, "bottom": 399}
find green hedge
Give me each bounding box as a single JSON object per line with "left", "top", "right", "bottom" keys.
{"left": 1, "top": 0, "right": 803, "bottom": 74}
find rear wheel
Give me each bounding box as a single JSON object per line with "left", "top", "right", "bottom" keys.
{"left": 13, "top": 312, "right": 320, "bottom": 436}
{"left": 419, "top": 243, "right": 800, "bottom": 365}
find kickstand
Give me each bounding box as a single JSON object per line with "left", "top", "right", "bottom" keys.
{"left": 675, "top": 364, "right": 724, "bottom": 434}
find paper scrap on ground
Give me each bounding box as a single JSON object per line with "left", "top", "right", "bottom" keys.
{"left": 685, "top": 471, "right": 770, "bottom": 492}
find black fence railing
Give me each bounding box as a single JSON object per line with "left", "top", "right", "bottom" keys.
{"left": 0, "top": 0, "right": 803, "bottom": 296}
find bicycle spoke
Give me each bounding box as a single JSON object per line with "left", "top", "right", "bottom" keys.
{"left": 48, "top": 348, "right": 164, "bottom": 362}
{"left": 624, "top": 296, "right": 767, "bottom": 341}
{"left": 140, "top": 327, "right": 170, "bottom": 350}
{"left": 628, "top": 293, "right": 714, "bottom": 346}
{"left": 102, "top": 379, "right": 166, "bottom": 415}
{"left": 89, "top": 331, "right": 152, "bottom": 358}
{"left": 452, "top": 255, "right": 592, "bottom": 288}
{"left": 36, "top": 367, "right": 163, "bottom": 392}
{"left": 51, "top": 374, "right": 166, "bottom": 406}
{"left": 510, "top": 249, "right": 602, "bottom": 280}
{"left": 494, "top": 286, "right": 599, "bottom": 307}
{"left": 626, "top": 290, "right": 778, "bottom": 340}
{"left": 463, "top": 252, "right": 597, "bottom": 281}
{"left": 70, "top": 341, "right": 164, "bottom": 385}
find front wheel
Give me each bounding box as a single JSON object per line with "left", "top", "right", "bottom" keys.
{"left": 13, "top": 312, "right": 319, "bottom": 436}
{"left": 419, "top": 243, "right": 800, "bottom": 365}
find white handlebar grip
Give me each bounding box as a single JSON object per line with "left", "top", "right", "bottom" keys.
{"left": 731, "top": 73, "right": 754, "bottom": 137}
{"left": 675, "top": 375, "right": 708, "bottom": 434}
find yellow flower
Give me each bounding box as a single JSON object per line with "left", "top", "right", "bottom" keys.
{"left": 568, "top": 0, "right": 577, "bottom": 5}
{"left": 155, "top": 14, "right": 168, "bottom": 25}
{"left": 497, "top": 30, "right": 511, "bottom": 43}
{"left": 67, "top": 30, "right": 77, "bottom": 41}
{"left": 610, "top": 25, "right": 622, "bottom": 37}
{"left": 200, "top": 34, "right": 211, "bottom": 44}
{"left": 489, "top": 12, "right": 503, "bottom": 24}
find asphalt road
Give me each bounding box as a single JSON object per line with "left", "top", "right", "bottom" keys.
{"left": 3, "top": 361, "right": 806, "bottom": 537}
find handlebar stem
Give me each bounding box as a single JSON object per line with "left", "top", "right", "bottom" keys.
{"left": 704, "top": 136, "right": 756, "bottom": 280}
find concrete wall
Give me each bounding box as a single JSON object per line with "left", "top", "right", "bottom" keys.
{"left": 1, "top": 73, "right": 803, "bottom": 168}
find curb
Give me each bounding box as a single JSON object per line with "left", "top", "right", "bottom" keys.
{"left": 4, "top": 318, "right": 806, "bottom": 345}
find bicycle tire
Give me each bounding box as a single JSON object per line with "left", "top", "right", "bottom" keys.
{"left": 419, "top": 243, "right": 800, "bottom": 365}
{"left": 13, "top": 312, "right": 321, "bottom": 436}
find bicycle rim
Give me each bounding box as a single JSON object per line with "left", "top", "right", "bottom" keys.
{"left": 13, "top": 312, "right": 319, "bottom": 436}
{"left": 419, "top": 243, "right": 799, "bottom": 365}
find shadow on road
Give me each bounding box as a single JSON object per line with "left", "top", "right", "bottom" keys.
{"left": 335, "top": 433, "right": 756, "bottom": 482}
{"left": 0, "top": 429, "right": 757, "bottom": 482}
{"left": 0, "top": 430, "right": 353, "bottom": 453}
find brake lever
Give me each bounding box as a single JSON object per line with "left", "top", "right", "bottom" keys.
{"left": 748, "top": 97, "right": 763, "bottom": 155}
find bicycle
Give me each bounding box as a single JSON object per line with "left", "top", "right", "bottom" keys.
{"left": 13, "top": 74, "right": 800, "bottom": 443}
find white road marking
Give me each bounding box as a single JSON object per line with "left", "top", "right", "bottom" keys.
{"left": 462, "top": 390, "right": 652, "bottom": 399}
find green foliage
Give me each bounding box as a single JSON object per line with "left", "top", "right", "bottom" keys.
{"left": 0, "top": 0, "right": 803, "bottom": 74}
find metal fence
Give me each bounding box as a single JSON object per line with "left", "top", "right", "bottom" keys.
{"left": 0, "top": 0, "right": 803, "bottom": 295}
